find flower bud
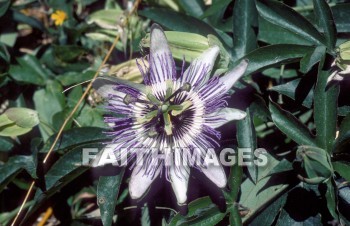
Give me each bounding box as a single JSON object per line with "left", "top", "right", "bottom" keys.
{"left": 140, "top": 31, "right": 210, "bottom": 61}
{"left": 297, "top": 146, "right": 333, "bottom": 184}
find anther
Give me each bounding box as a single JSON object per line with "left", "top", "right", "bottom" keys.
{"left": 123, "top": 94, "right": 154, "bottom": 105}
{"left": 164, "top": 83, "right": 191, "bottom": 102}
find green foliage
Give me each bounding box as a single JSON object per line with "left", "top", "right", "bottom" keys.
{"left": 0, "top": 0, "right": 350, "bottom": 225}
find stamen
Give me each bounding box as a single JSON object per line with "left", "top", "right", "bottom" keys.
{"left": 164, "top": 82, "right": 191, "bottom": 102}
{"left": 147, "top": 93, "right": 162, "bottom": 105}
{"left": 136, "top": 110, "right": 158, "bottom": 123}
{"left": 171, "top": 100, "right": 192, "bottom": 116}
{"left": 147, "top": 127, "right": 158, "bottom": 137}
{"left": 163, "top": 112, "right": 173, "bottom": 135}
{"left": 123, "top": 94, "right": 154, "bottom": 105}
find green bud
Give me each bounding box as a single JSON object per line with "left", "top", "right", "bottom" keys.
{"left": 140, "top": 31, "right": 210, "bottom": 61}
{"left": 87, "top": 9, "right": 124, "bottom": 29}
{"left": 338, "top": 40, "right": 350, "bottom": 61}
{"left": 297, "top": 146, "right": 333, "bottom": 184}
{"left": 108, "top": 59, "right": 145, "bottom": 83}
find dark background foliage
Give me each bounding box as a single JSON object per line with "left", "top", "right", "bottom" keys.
{"left": 1, "top": 0, "right": 350, "bottom": 225}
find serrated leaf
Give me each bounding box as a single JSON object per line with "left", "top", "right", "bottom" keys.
{"left": 269, "top": 101, "right": 316, "bottom": 146}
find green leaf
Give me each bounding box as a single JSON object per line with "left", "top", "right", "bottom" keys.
{"left": 240, "top": 44, "right": 314, "bottom": 76}
{"left": 12, "top": 10, "right": 46, "bottom": 31}
{"left": 87, "top": 9, "right": 123, "bottom": 29}
{"left": 0, "top": 200, "right": 34, "bottom": 226}
{"left": 169, "top": 197, "right": 226, "bottom": 226}
{"left": 41, "top": 127, "right": 109, "bottom": 153}
{"left": 200, "top": 0, "right": 231, "bottom": 19}
{"left": 314, "top": 57, "right": 339, "bottom": 153}
{"left": 332, "top": 4, "right": 350, "bottom": 33}
{"left": 237, "top": 108, "right": 258, "bottom": 183}
{"left": 339, "top": 114, "right": 350, "bottom": 138}
{"left": 52, "top": 45, "right": 88, "bottom": 63}
{"left": 97, "top": 169, "right": 125, "bottom": 226}
{"left": 228, "top": 160, "right": 243, "bottom": 203}
{"left": 269, "top": 101, "right": 316, "bottom": 146}
{"left": 269, "top": 78, "right": 314, "bottom": 108}
{"left": 300, "top": 46, "right": 326, "bottom": 73}
{"left": 0, "top": 0, "right": 10, "bottom": 18}
{"left": 0, "top": 108, "right": 39, "bottom": 137}
{"left": 0, "top": 137, "right": 14, "bottom": 152}
{"left": 0, "top": 122, "right": 32, "bottom": 137}
{"left": 141, "top": 203, "right": 151, "bottom": 226}
{"left": 9, "top": 55, "right": 52, "bottom": 85}
{"left": 232, "top": 0, "right": 258, "bottom": 60}
{"left": 262, "top": 159, "right": 294, "bottom": 179}
{"left": 240, "top": 153, "right": 289, "bottom": 223}
{"left": 313, "top": 0, "right": 336, "bottom": 50}
{"left": 256, "top": 0, "right": 325, "bottom": 46}
{"left": 139, "top": 8, "right": 221, "bottom": 41}
{"left": 0, "top": 155, "right": 37, "bottom": 192}
{"left": 248, "top": 191, "right": 288, "bottom": 226}
{"left": 56, "top": 70, "right": 95, "bottom": 86}
{"left": 76, "top": 105, "right": 106, "bottom": 128}
{"left": 333, "top": 162, "right": 350, "bottom": 182}
{"left": 23, "top": 144, "right": 94, "bottom": 222}
{"left": 5, "top": 107, "right": 39, "bottom": 128}
{"left": 258, "top": 17, "right": 314, "bottom": 46}
{"left": 229, "top": 205, "right": 242, "bottom": 226}
{"left": 178, "top": 0, "right": 205, "bottom": 18}
{"left": 33, "top": 81, "right": 66, "bottom": 140}
{"left": 325, "top": 180, "right": 338, "bottom": 220}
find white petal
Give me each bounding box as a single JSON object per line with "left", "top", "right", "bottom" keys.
{"left": 149, "top": 24, "right": 176, "bottom": 83}
{"left": 200, "top": 149, "right": 227, "bottom": 188}
{"left": 205, "top": 107, "right": 247, "bottom": 128}
{"left": 129, "top": 164, "right": 161, "bottom": 199}
{"left": 327, "top": 71, "right": 344, "bottom": 84}
{"left": 219, "top": 59, "right": 248, "bottom": 92}
{"left": 182, "top": 46, "right": 220, "bottom": 87}
{"left": 170, "top": 164, "right": 190, "bottom": 205}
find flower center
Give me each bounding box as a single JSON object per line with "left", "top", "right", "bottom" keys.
{"left": 123, "top": 82, "right": 193, "bottom": 136}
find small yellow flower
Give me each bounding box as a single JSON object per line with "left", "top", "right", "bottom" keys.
{"left": 51, "top": 10, "right": 67, "bottom": 26}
